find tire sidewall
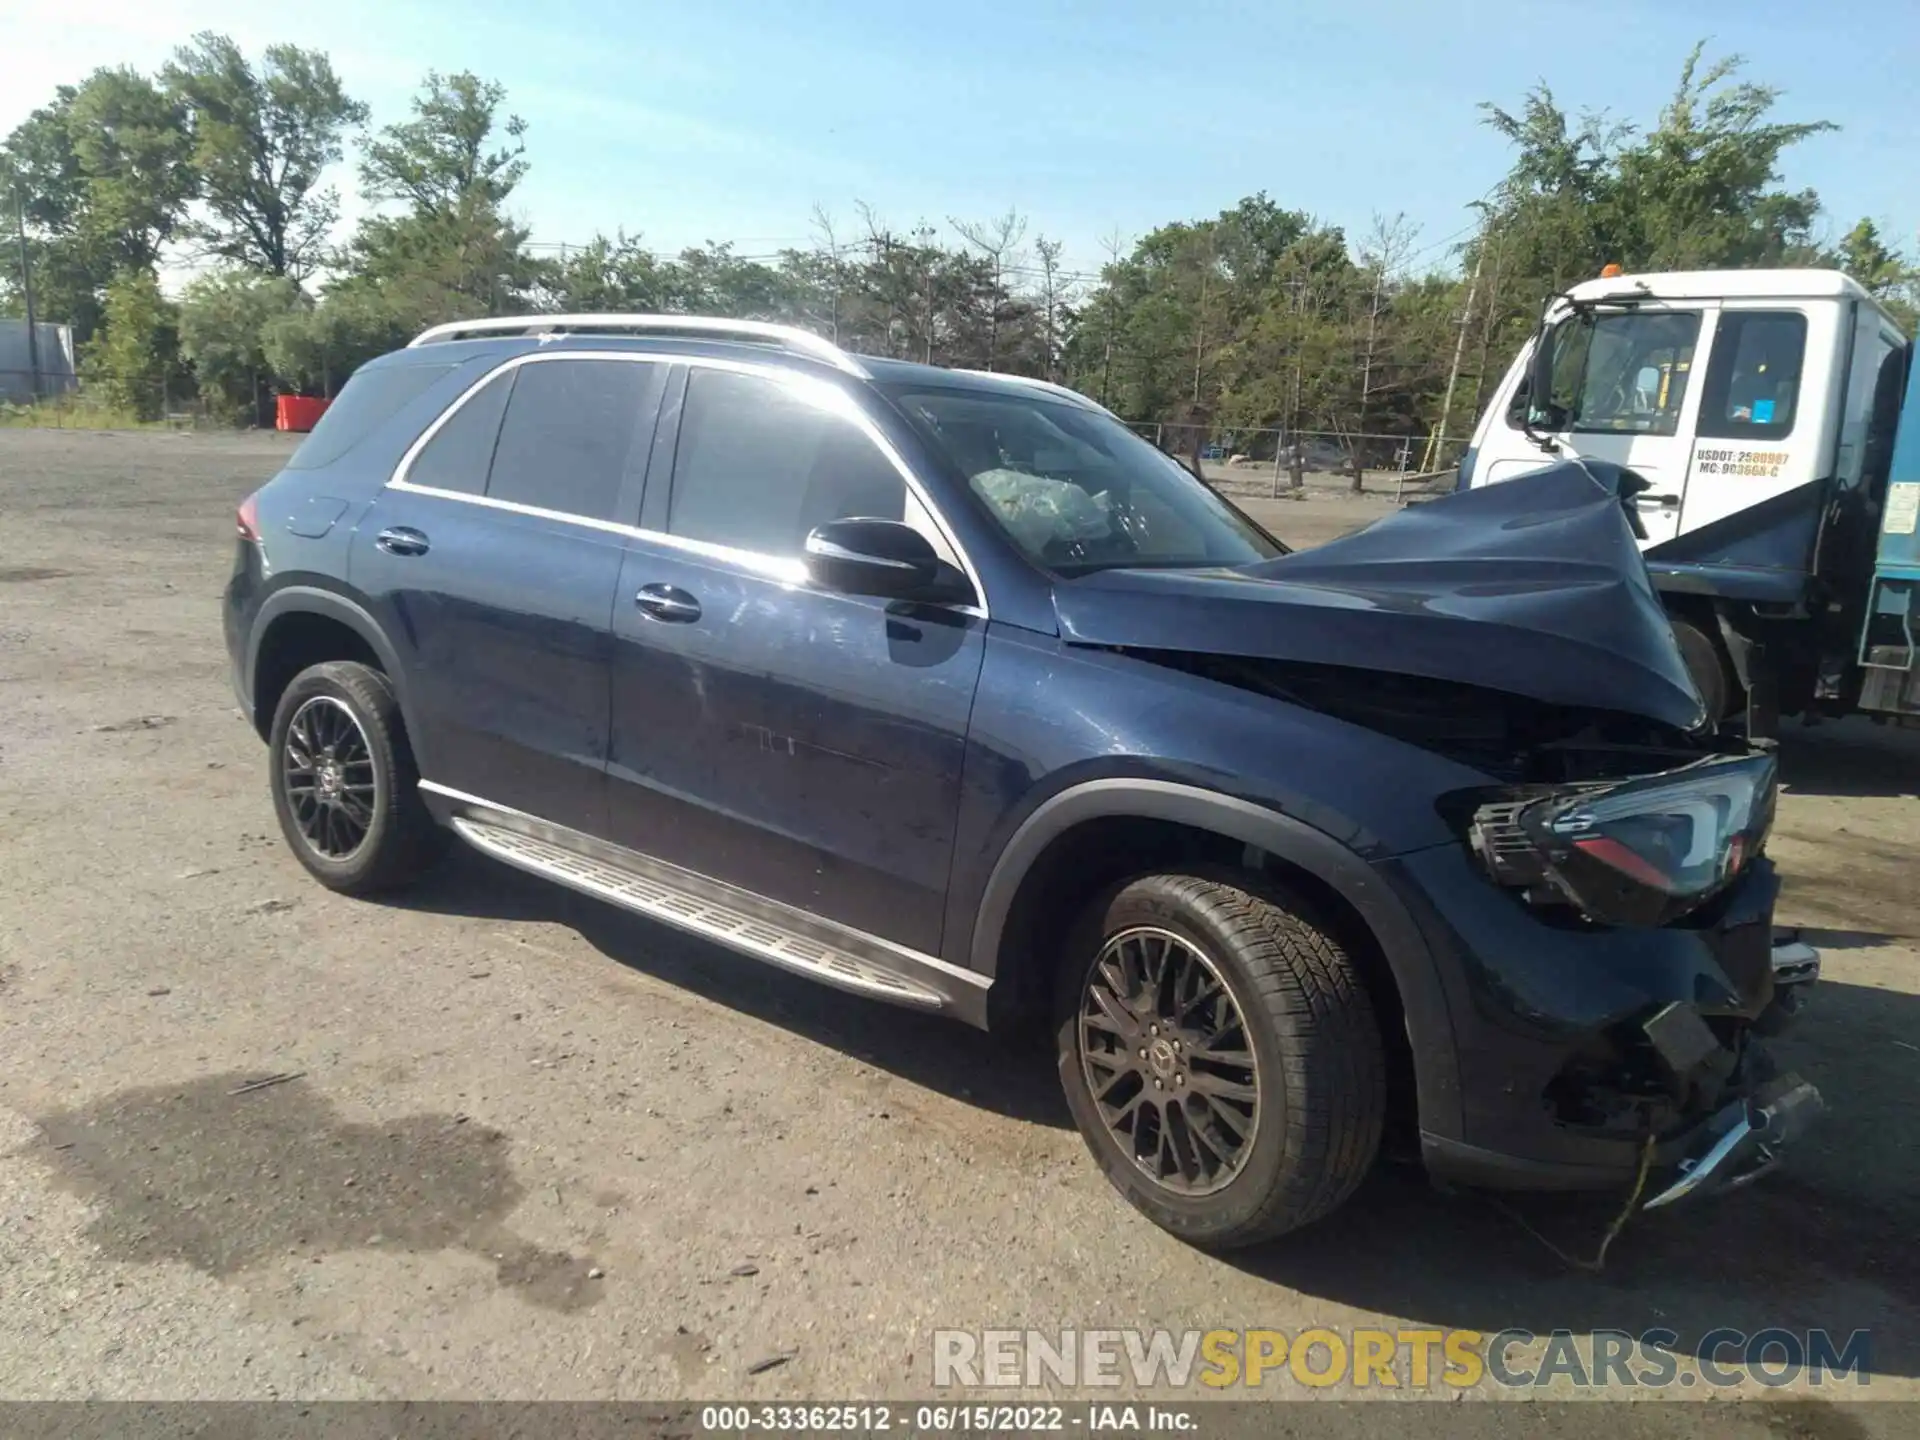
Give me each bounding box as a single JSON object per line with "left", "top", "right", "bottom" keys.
{"left": 267, "top": 666, "right": 397, "bottom": 889}
{"left": 1671, "top": 617, "right": 1730, "bottom": 726}
{"left": 1055, "top": 880, "right": 1295, "bottom": 1244}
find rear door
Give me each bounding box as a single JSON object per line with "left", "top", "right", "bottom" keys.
{"left": 605, "top": 362, "right": 986, "bottom": 954}
{"left": 353, "top": 354, "right": 665, "bottom": 835}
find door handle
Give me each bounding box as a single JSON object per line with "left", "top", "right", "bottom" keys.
{"left": 375, "top": 526, "right": 431, "bottom": 556}
{"left": 1632, "top": 494, "right": 1681, "bottom": 509}
{"left": 634, "top": 583, "right": 701, "bottom": 623}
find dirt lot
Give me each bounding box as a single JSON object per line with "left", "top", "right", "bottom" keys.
{"left": 1, "top": 429, "right": 1915, "bottom": 1431}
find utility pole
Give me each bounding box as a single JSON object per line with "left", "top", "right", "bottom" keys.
{"left": 1099, "top": 230, "right": 1122, "bottom": 408}
{"left": 1191, "top": 235, "right": 1212, "bottom": 404}
{"left": 14, "top": 185, "right": 41, "bottom": 401}
{"left": 1431, "top": 243, "right": 1484, "bottom": 472}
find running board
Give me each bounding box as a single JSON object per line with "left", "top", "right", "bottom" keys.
{"left": 446, "top": 811, "right": 962, "bottom": 1013}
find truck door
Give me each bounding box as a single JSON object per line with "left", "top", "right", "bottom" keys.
{"left": 1677, "top": 306, "right": 1822, "bottom": 536}
{"left": 1482, "top": 305, "right": 1707, "bottom": 546}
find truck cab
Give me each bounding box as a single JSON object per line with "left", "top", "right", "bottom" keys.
{"left": 1464, "top": 269, "right": 1911, "bottom": 730}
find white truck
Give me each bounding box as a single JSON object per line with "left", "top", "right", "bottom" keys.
{"left": 1462, "top": 268, "right": 1915, "bottom": 736}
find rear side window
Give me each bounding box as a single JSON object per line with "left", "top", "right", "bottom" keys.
{"left": 1699, "top": 311, "right": 1808, "bottom": 439}
{"left": 406, "top": 370, "right": 514, "bottom": 495}
{"left": 486, "top": 358, "right": 660, "bottom": 522}
{"left": 667, "top": 368, "right": 904, "bottom": 556}
{"left": 285, "top": 363, "right": 456, "bottom": 470}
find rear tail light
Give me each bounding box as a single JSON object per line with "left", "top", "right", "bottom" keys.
{"left": 236, "top": 492, "right": 261, "bottom": 543}
{"left": 1468, "top": 752, "right": 1777, "bottom": 926}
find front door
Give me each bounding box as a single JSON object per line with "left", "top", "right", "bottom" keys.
{"left": 353, "top": 354, "right": 665, "bottom": 834}
{"left": 1484, "top": 304, "right": 1709, "bottom": 547}
{"left": 606, "top": 364, "right": 986, "bottom": 955}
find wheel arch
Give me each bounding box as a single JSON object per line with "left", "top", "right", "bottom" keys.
{"left": 971, "top": 779, "right": 1462, "bottom": 1142}
{"left": 248, "top": 586, "right": 418, "bottom": 755}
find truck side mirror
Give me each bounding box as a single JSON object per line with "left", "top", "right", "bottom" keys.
{"left": 1527, "top": 330, "right": 1559, "bottom": 427}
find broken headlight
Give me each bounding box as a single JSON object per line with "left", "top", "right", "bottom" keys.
{"left": 1467, "top": 752, "right": 1777, "bottom": 926}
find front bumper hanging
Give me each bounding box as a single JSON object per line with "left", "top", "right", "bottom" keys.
{"left": 1643, "top": 1073, "right": 1824, "bottom": 1209}
{"left": 1643, "top": 930, "right": 1824, "bottom": 1210}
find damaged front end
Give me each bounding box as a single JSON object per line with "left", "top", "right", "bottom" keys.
{"left": 1124, "top": 651, "right": 1825, "bottom": 1208}
{"left": 1455, "top": 748, "right": 1823, "bottom": 1206}
{"left": 1050, "top": 458, "right": 1825, "bottom": 1206}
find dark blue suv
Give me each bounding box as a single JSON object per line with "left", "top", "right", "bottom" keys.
{"left": 225, "top": 315, "right": 1821, "bottom": 1247}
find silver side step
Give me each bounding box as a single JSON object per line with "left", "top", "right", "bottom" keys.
{"left": 444, "top": 808, "right": 968, "bottom": 1014}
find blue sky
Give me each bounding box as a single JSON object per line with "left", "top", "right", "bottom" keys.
{"left": 3, "top": 0, "right": 1916, "bottom": 282}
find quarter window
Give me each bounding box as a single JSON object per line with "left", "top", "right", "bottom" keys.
{"left": 667, "top": 368, "right": 906, "bottom": 555}
{"left": 408, "top": 370, "right": 512, "bottom": 495}
{"left": 289, "top": 362, "right": 455, "bottom": 471}
{"left": 1699, "top": 311, "right": 1808, "bottom": 440}
{"left": 486, "top": 359, "right": 660, "bottom": 522}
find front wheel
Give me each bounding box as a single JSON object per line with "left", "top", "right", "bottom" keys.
{"left": 1056, "top": 871, "right": 1386, "bottom": 1249}
{"left": 267, "top": 660, "right": 447, "bottom": 895}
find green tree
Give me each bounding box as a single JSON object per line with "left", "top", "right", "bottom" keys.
{"left": 1831, "top": 218, "right": 1917, "bottom": 331}
{"left": 340, "top": 71, "right": 539, "bottom": 321}
{"left": 2, "top": 76, "right": 190, "bottom": 342}
{"left": 360, "top": 71, "right": 527, "bottom": 215}
{"left": 164, "top": 33, "right": 367, "bottom": 280}
{"left": 541, "top": 232, "right": 671, "bottom": 311}
{"left": 81, "top": 269, "right": 188, "bottom": 420}
{"left": 1613, "top": 46, "right": 1835, "bottom": 269}
{"left": 263, "top": 288, "right": 416, "bottom": 397}
{"left": 1468, "top": 44, "right": 1847, "bottom": 415}
{"left": 178, "top": 268, "right": 305, "bottom": 422}
{"left": 66, "top": 67, "right": 197, "bottom": 273}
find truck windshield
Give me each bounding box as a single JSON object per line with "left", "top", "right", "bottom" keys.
{"left": 1510, "top": 309, "right": 1702, "bottom": 437}
{"left": 887, "top": 385, "right": 1280, "bottom": 575}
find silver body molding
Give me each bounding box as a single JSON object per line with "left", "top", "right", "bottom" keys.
{"left": 418, "top": 780, "right": 992, "bottom": 1025}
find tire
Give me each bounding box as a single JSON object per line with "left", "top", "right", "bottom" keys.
{"left": 1671, "top": 616, "right": 1733, "bottom": 727}
{"left": 1055, "top": 870, "right": 1385, "bottom": 1249}
{"left": 267, "top": 660, "right": 448, "bottom": 895}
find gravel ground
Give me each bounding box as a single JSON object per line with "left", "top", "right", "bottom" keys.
{"left": 0, "top": 429, "right": 1915, "bottom": 1432}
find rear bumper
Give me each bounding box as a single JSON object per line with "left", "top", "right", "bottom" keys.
{"left": 1383, "top": 845, "right": 1824, "bottom": 1205}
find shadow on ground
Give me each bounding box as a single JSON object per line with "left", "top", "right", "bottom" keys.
{"left": 389, "top": 848, "right": 1919, "bottom": 1376}
{"left": 1777, "top": 718, "right": 1920, "bottom": 799}
{"left": 385, "top": 848, "right": 1070, "bottom": 1132}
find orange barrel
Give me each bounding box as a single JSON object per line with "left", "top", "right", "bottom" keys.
{"left": 276, "top": 395, "right": 331, "bottom": 432}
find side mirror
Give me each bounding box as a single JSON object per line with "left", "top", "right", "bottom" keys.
{"left": 804, "top": 518, "right": 941, "bottom": 600}
{"left": 1526, "top": 328, "right": 1559, "bottom": 427}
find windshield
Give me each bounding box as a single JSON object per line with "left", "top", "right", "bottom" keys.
{"left": 887, "top": 385, "right": 1281, "bottom": 575}
{"left": 1510, "top": 308, "right": 1702, "bottom": 437}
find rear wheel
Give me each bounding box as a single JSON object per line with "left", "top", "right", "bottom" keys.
{"left": 267, "top": 660, "right": 447, "bottom": 895}
{"left": 1056, "top": 871, "right": 1386, "bottom": 1248}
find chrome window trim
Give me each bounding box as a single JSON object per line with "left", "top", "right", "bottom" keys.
{"left": 385, "top": 348, "right": 990, "bottom": 615}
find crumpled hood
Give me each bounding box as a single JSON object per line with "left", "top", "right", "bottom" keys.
{"left": 1053, "top": 458, "right": 1707, "bottom": 731}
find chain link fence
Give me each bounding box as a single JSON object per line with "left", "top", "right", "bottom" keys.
{"left": 0, "top": 370, "right": 225, "bottom": 430}
{"left": 1129, "top": 421, "right": 1469, "bottom": 502}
